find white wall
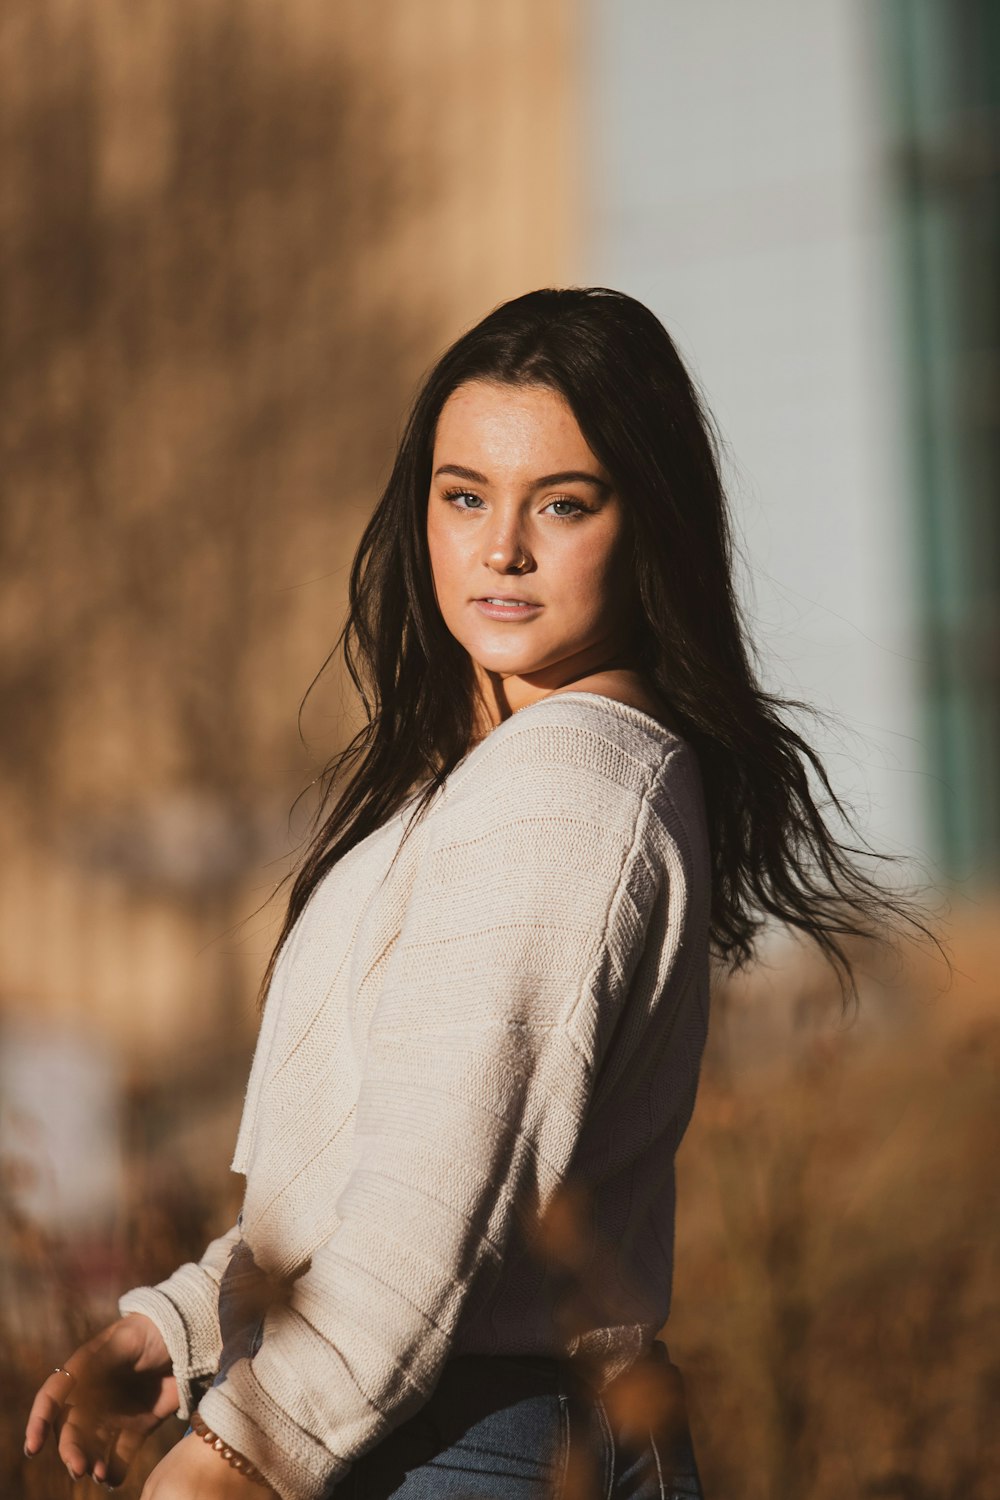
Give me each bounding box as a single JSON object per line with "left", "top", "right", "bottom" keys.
{"left": 583, "top": 0, "right": 934, "bottom": 882}
{"left": 0, "top": 1021, "right": 122, "bottom": 1230}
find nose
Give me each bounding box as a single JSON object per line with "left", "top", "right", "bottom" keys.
{"left": 483, "top": 518, "right": 533, "bottom": 574}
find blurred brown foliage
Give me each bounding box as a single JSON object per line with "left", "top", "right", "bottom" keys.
{"left": 0, "top": 0, "right": 444, "bottom": 1059}
{"left": 667, "top": 914, "right": 999, "bottom": 1499}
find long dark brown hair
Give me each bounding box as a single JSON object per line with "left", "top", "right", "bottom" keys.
{"left": 259, "top": 286, "right": 946, "bottom": 1010}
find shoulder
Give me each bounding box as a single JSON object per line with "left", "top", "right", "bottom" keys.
{"left": 435, "top": 692, "right": 700, "bottom": 852}
{"left": 397, "top": 699, "right": 679, "bottom": 977}
{"left": 549, "top": 668, "right": 678, "bottom": 729}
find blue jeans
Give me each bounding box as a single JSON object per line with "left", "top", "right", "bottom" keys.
{"left": 213, "top": 1242, "right": 704, "bottom": 1498}
{"left": 331, "top": 1344, "right": 703, "bottom": 1500}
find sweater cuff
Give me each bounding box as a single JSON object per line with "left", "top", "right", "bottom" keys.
{"left": 118, "top": 1265, "right": 224, "bottom": 1420}
{"left": 198, "top": 1374, "right": 351, "bottom": 1500}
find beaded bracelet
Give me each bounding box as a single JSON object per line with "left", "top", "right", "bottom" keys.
{"left": 189, "top": 1410, "right": 271, "bottom": 1489}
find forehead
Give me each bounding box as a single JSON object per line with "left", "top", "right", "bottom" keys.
{"left": 433, "top": 381, "right": 603, "bottom": 473}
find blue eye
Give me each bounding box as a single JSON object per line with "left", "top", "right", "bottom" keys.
{"left": 443, "top": 489, "right": 484, "bottom": 510}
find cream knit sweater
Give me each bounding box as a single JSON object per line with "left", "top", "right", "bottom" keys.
{"left": 119, "top": 691, "right": 711, "bottom": 1500}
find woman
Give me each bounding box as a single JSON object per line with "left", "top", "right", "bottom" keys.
{"left": 24, "top": 287, "right": 940, "bottom": 1499}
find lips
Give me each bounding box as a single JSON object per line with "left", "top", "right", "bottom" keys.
{"left": 472, "top": 597, "right": 544, "bottom": 619}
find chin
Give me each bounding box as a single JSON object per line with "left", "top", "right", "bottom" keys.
{"left": 473, "top": 656, "right": 565, "bottom": 683}
{"left": 462, "top": 639, "right": 539, "bottom": 673}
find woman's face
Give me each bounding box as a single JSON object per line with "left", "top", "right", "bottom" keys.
{"left": 427, "top": 380, "right": 636, "bottom": 716}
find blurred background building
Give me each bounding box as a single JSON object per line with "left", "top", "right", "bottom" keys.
{"left": 1, "top": 3, "right": 997, "bottom": 1495}
{"left": 586, "top": 0, "right": 999, "bottom": 894}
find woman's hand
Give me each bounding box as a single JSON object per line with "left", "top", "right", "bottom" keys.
{"left": 23, "top": 1311, "right": 179, "bottom": 1487}
{"left": 140, "top": 1432, "right": 278, "bottom": 1498}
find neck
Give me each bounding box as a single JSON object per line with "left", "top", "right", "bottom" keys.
{"left": 469, "top": 645, "right": 641, "bottom": 738}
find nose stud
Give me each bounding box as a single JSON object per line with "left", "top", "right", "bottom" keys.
{"left": 489, "top": 548, "right": 529, "bottom": 572}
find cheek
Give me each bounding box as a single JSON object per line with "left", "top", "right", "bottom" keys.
{"left": 426, "top": 508, "right": 450, "bottom": 579}
{"left": 427, "top": 512, "right": 470, "bottom": 610}
{"left": 557, "top": 527, "right": 629, "bottom": 609}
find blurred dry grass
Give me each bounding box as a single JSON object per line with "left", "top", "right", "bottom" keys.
{"left": 3, "top": 907, "right": 997, "bottom": 1500}
{"left": 668, "top": 908, "right": 1000, "bottom": 1499}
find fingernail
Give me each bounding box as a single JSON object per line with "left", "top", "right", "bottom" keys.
{"left": 23, "top": 1444, "right": 34, "bottom": 1458}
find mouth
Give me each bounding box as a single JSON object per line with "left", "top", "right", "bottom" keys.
{"left": 472, "top": 596, "right": 543, "bottom": 618}
{"left": 475, "top": 596, "right": 539, "bottom": 606}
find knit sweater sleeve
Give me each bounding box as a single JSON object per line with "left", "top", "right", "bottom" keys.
{"left": 117, "top": 1218, "right": 243, "bottom": 1419}
{"left": 197, "top": 724, "right": 679, "bottom": 1500}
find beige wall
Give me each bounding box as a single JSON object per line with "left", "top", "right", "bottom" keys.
{"left": 0, "top": 0, "right": 582, "bottom": 1063}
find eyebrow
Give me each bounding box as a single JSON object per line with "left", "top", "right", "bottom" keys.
{"left": 433, "top": 463, "right": 612, "bottom": 496}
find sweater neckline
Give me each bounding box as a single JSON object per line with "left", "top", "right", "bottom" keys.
{"left": 458, "top": 690, "right": 680, "bottom": 765}
{"left": 515, "top": 690, "right": 678, "bottom": 740}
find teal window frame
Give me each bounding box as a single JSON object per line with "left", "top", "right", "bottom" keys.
{"left": 879, "top": 0, "right": 1000, "bottom": 884}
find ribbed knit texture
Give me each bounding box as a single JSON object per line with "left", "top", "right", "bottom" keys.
{"left": 119, "top": 692, "right": 711, "bottom": 1500}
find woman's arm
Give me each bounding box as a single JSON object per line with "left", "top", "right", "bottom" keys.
{"left": 118, "top": 1216, "right": 245, "bottom": 1418}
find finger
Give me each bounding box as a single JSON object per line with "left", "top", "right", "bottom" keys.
{"left": 57, "top": 1406, "right": 120, "bottom": 1481}
{"left": 96, "top": 1425, "right": 146, "bottom": 1489}
{"left": 57, "top": 1411, "right": 93, "bottom": 1480}
{"left": 91, "top": 1424, "right": 118, "bottom": 1487}
{"left": 23, "top": 1377, "right": 76, "bottom": 1456}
